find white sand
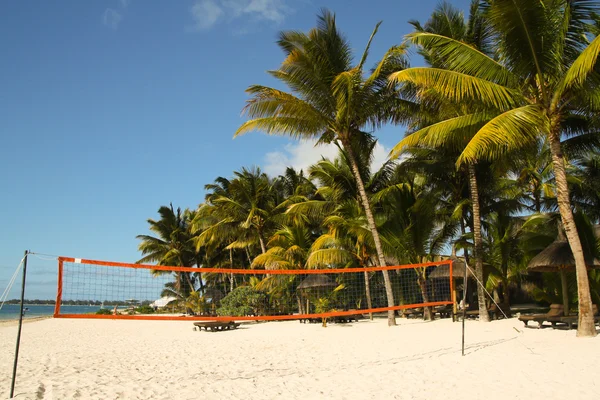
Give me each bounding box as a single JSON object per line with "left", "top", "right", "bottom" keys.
{"left": 1, "top": 317, "right": 599, "bottom": 399}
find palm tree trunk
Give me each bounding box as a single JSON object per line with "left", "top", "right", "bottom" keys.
{"left": 364, "top": 270, "right": 373, "bottom": 320}
{"left": 548, "top": 132, "right": 596, "bottom": 337}
{"left": 184, "top": 273, "right": 194, "bottom": 296}
{"left": 229, "top": 248, "right": 235, "bottom": 293}
{"left": 258, "top": 231, "right": 267, "bottom": 254}
{"left": 460, "top": 217, "right": 471, "bottom": 266}
{"left": 418, "top": 275, "right": 433, "bottom": 321}
{"left": 343, "top": 142, "right": 396, "bottom": 326}
{"left": 501, "top": 260, "right": 511, "bottom": 316}
{"left": 467, "top": 164, "right": 490, "bottom": 322}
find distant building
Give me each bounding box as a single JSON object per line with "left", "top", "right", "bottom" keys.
{"left": 150, "top": 296, "right": 177, "bottom": 309}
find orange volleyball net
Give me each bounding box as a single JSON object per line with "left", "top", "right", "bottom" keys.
{"left": 53, "top": 256, "right": 454, "bottom": 321}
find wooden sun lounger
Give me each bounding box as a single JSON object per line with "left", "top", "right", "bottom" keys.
{"left": 549, "top": 305, "right": 600, "bottom": 329}
{"left": 193, "top": 321, "right": 240, "bottom": 332}
{"left": 518, "top": 304, "right": 564, "bottom": 328}
{"left": 331, "top": 312, "right": 364, "bottom": 323}
{"left": 403, "top": 308, "right": 423, "bottom": 319}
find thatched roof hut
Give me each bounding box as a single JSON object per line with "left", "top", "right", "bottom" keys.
{"left": 527, "top": 227, "right": 600, "bottom": 315}
{"left": 428, "top": 256, "right": 472, "bottom": 279}
{"left": 527, "top": 233, "right": 600, "bottom": 272}
{"left": 297, "top": 274, "right": 337, "bottom": 290}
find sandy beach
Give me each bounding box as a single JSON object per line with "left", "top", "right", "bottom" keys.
{"left": 1, "top": 317, "right": 598, "bottom": 399}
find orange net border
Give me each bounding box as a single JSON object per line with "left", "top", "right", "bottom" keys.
{"left": 54, "top": 256, "right": 454, "bottom": 322}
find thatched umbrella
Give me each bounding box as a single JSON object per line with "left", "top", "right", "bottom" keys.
{"left": 297, "top": 274, "right": 337, "bottom": 314}
{"left": 429, "top": 256, "right": 473, "bottom": 316}
{"left": 528, "top": 228, "right": 600, "bottom": 316}
{"left": 429, "top": 256, "right": 472, "bottom": 279}
{"left": 297, "top": 274, "right": 337, "bottom": 290}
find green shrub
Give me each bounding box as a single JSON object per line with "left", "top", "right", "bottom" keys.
{"left": 135, "top": 305, "right": 155, "bottom": 314}
{"left": 216, "top": 286, "right": 268, "bottom": 317}
{"left": 95, "top": 308, "right": 112, "bottom": 315}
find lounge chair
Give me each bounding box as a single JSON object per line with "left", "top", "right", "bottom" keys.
{"left": 552, "top": 305, "right": 600, "bottom": 329}
{"left": 434, "top": 305, "right": 453, "bottom": 318}
{"left": 518, "top": 304, "right": 564, "bottom": 328}
{"left": 193, "top": 321, "right": 240, "bottom": 332}
{"left": 331, "top": 311, "right": 364, "bottom": 323}
{"left": 402, "top": 308, "right": 424, "bottom": 319}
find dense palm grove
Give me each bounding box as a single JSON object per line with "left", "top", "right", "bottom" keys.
{"left": 137, "top": 1, "right": 600, "bottom": 336}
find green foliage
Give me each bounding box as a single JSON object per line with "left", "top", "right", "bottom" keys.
{"left": 185, "top": 291, "right": 208, "bottom": 315}
{"left": 132, "top": 3, "right": 600, "bottom": 328}
{"left": 135, "top": 305, "right": 155, "bottom": 314}
{"left": 216, "top": 286, "right": 269, "bottom": 317}
{"left": 95, "top": 308, "right": 112, "bottom": 315}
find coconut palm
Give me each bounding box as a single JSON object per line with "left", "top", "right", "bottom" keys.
{"left": 195, "top": 167, "right": 279, "bottom": 256}
{"left": 235, "top": 11, "right": 411, "bottom": 325}
{"left": 252, "top": 224, "right": 314, "bottom": 313}
{"left": 570, "top": 153, "right": 600, "bottom": 222}
{"left": 137, "top": 204, "right": 199, "bottom": 299}
{"left": 390, "top": 0, "right": 600, "bottom": 336}
{"left": 390, "top": 1, "right": 495, "bottom": 321}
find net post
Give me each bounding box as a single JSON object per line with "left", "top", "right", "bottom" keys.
{"left": 462, "top": 261, "right": 468, "bottom": 356}
{"left": 449, "top": 260, "right": 457, "bottom": 320}
{"left": 54, "top": 258, "right": 64, "bottom": 317}
{"left": 10, "top": 250, "right": 28, "bottom": 399}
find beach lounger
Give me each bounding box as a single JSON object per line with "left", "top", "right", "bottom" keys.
{"left": 193, "top": 321, "right": 240, "bottom": 332}
{"left": 518, "top": 304, "right": 564, "bottom": 328}
{"left": 551, "top": 305, "right": 600, "bottom": 329}
{"left": 403, "top": 308, "right": 423, "bottom": 319}
{"left": 434, "top": 305, "right": 453, "bottom": 318}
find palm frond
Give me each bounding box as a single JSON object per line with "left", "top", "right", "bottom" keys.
{"left": 389, "top": 67, "right": 521, "bottom": 110}
{"left": 458, "top": 105, "right": 549, "bottom": 166}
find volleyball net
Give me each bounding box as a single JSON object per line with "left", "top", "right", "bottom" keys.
{"left": 54, "top": 256, "right": 455, "bottom": 321}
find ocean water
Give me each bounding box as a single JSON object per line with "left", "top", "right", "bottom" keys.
{"left": 0, "top": 304, "right": 103, "bottom": 320}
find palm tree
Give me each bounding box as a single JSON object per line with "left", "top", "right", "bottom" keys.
{"left": 137, "top": 204, "right": 198, "bottom": 299}
{"left": 252, "top": 224, "right": 314, "bottom": 314}
{"left": 195, "top": 167, "right": 279, "bottom": 256}
{"left": 390, "top": 0, "right": 600, "bottom": 336}
{"left": 235, "top": 11, "right": 410, "bottom": 325}
{"left": 570, "top": 153, "right": 600, "bottom": 222}
{"left": 391, "top": 1, "right": 494, "bottom": 321}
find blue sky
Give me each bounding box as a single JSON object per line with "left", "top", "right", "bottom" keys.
{"left": 0, "top": 0, "right": 472, "bottom": 299}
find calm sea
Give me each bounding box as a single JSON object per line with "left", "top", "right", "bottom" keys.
{"left": 0, "top": 304, "right": 103, "bottom": 320}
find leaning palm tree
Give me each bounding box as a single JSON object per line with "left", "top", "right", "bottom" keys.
{"left": 235, "top": 10, "right": 410, "bottom": 325}
{"left": 389, "top": 0, "right": 600, "bottom": 336}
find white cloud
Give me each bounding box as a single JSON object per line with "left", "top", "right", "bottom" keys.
{"left": 189, "top": 0, "right": 224, "bottom": 31}
{"left": 188, "top": 0, "right": 291, "bottom": 32}
{"left": 263, "top": 140, "right": 391, "bottom": 177}
{"left": 102, "top": 1, "right": 130, "bottom": 30}
{"left": 103, "top": 9, "right": 123, "bottom": 30}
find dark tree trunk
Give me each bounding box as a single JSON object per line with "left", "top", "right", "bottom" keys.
{"left": 229, "top": 248, "right": 235, "bottom": 293}
{"left": 467, "top": 164, "right": 490, "bottom": 322}
{"left": 258, "top": 231, "right": 267, "bottom": 254}
{"left": 364, "top": 270, "right": 373, "bottom": 320}
{"left": 418, "top": 275, "right": 433, "bottom": 321}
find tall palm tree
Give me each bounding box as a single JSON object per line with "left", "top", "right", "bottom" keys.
{"left": 137, "top": 204, "right": 198, "bottom": 299}
{"left": 390, "top": 0, "right": 600, "bottom": 336}
{"left": 391, "top": 1, "right": 494, "bottom": 321}
{"left": 235, "top": 10, "right": 410, "bottom": 325}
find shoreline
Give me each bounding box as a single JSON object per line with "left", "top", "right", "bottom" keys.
{"left": 0, "top": 315, "right": 52, "bottom": 327}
